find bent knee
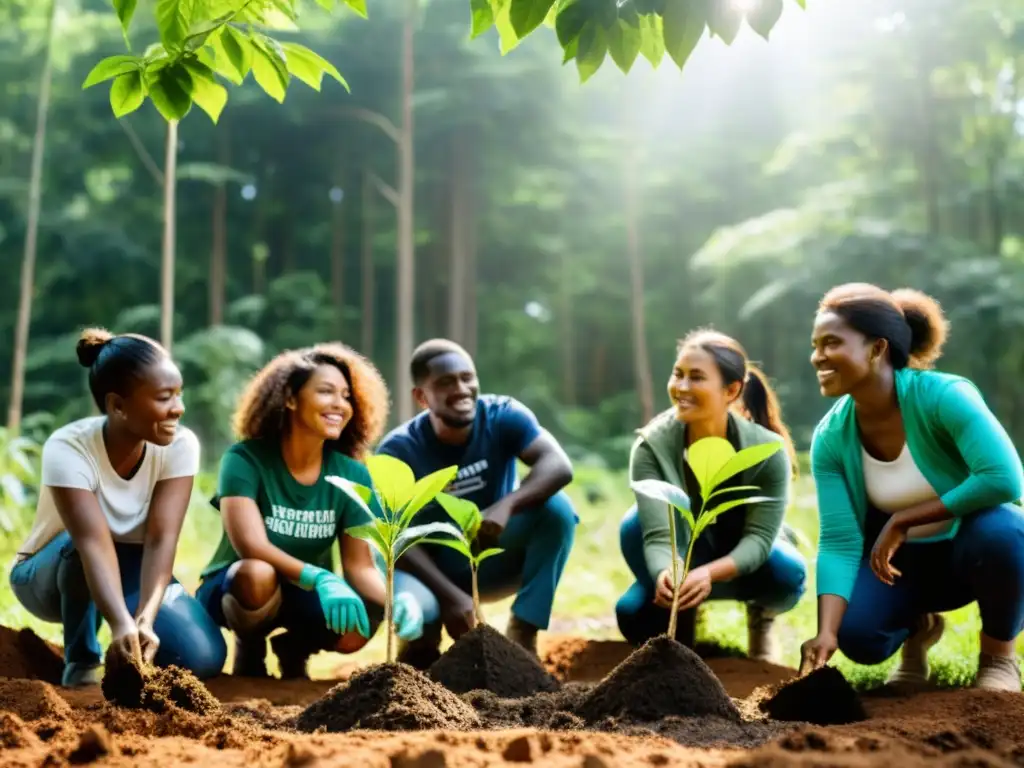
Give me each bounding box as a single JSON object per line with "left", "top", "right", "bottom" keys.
{"left": 228, "top": 559, "right": 279, "bottom": 609}
{"left": 539, "top": 494, "right": 578, "bottom": 540}
{"left": 836, "top": 622, "right": 896, "bottom": 666}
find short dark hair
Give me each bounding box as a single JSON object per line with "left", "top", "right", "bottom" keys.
{"left": 410, "top": 338, "right": 473, "bottom": 385}
{"left": 818, "top": 283, "right": 949, "bottom": 370}
{"left": 76, "top": 327, "right": 167, "bottom": 413}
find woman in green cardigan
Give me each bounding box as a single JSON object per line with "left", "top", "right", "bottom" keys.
{"left": 802, "top": 283, "right": 1024, "bottom": 692}
{"left": 616, "top": 330, "right": 806, "bottom": 661}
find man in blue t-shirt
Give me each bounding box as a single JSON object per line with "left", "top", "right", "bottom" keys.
{"left": 376, "top": 338, "right": 577, "bottom": 662}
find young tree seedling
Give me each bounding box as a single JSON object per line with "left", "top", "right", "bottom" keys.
{"left": 327, "top": 454, "right": 461, "bottom": 663}
{"left": 420, "top": 492, "right": 504, "bottom": 625}
{"left": 631, "top": 436, "right": 782, "bottom": 640}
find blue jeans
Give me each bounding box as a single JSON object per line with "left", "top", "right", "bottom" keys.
{"left": 196, "top": 559, "right": 435, "bottom": 650}
{"left": 615, "top": 505, "right": 807, "bottom": 646}
{"left": 838, "top": 504, "right": 1024, "bottom": 664}
{"left": 400, "top": 490, "right": 578, "bottom": 631}
{"left": 9, "top": 532, "right": 227, "bottom": 685}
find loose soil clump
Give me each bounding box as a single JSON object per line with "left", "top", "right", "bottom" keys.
{"left": 429, "top": 624, "right": 560, "bottom": 698}
{"left": 0, "top": 626, "right": 63, "bottom": 684}
{"left": 0, "top": 679, "right": 74, "bottom": 723}
{"left": 100, "top": 651, "right": 219, "bottom": 716}
{"left": 294, "top": 662, "right": 481, "bottom": 733}
{"left": 577, "top": 636, "right": 741, "bottom": 724}
{"left": 761, "top": 667, "right": 867, "bottom": 725}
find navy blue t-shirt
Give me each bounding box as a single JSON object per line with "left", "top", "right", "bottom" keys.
{"left": 376, "top": 394, "right": 542, "bottom": 523}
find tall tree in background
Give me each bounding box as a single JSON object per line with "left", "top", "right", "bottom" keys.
{"left": 8, "top": 0, "right": 58, "bottom": 433}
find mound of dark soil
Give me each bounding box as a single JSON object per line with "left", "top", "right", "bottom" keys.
{"left": 294, "top": 662, "right": 480, "bottom": 733}
{"left": 577, "top": 636, "right": 741, "bottom": 724}
{"left": 0, "top": 626, "right": 63, "bottom": 683}
{"left": 101, "top": 652, "right": 219, "bottom": 716}
{"left": 760, "top": 666, "right": 867, "bottom": 725}
{"left": 0, "top": 678, "right": 74, "bottom": 722}
{"left": 429, "top": 624, "right": 560, "bottom": 698}
{"left": 462, "top": 683, "right": 589, "bottom": 728}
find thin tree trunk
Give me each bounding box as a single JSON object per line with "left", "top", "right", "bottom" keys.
{"left": 559, "top": 248, "right": 576, "bottom": 406}
{"left": 464, "top": 173, "right": 478, "bottom": 358}
{"left": 160, "top": 120, "right": 179, "bottom": 350}
{"left": 8, "top": 0, "right": 58, "bottom": 431}
{"left": 361, "top": 171, "right": 375, "bottom": 356}
{"left": 330, "top": 176, "right": 345, "bottom": 338}
{"left": 209, "top": 134, "right": 228, "bottom": 326}
{"left": 448, "top": 135, "right": 468, "bottom": 343}
{"left": 624, "top": 153, "right": 654, "bottom": 424}
{"left": 395, "top": 0, "right": 416, "bottom": 422}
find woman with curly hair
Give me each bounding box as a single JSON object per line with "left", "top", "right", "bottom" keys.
{"left": 196, "top": 344, "right": 426, "bottom": 678}
{"left": 801, "top": 284, "right": 1024, "bottom": 692}
{"left": 9, "top": 329, "right": 225, "bottom": 686}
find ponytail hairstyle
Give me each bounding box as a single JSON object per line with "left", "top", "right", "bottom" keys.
{"left": 76, "top": 327, "right": 167, "bottom": 413}
{"left": 818, "top": 283, "right": 949, "bottom": 370}
{"left": 678, "top": 329, "right": 797, "bottom": 473}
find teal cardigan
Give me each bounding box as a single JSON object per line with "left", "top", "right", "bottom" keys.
{"left": 811, "top": 368, "right": 1024, "bottom": 601}
{"left": 629, "top": 409, "right": 791, "bottom": 581}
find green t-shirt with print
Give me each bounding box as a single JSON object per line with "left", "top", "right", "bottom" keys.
{"left": 201, "top": 438, "right": 374, "bottom": 577}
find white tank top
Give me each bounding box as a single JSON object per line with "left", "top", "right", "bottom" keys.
{"left": 862, "top": 443, "right": 953, "bottom": 539}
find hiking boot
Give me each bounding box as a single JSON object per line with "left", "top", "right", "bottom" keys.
{"left": 887, "top": 613, "right": 944, "bottom": 687}
{"left": 270, "top": 632, "right": 316, "bottom": 680}
{"left": 397, "top": 624, "right": 443, "bottom": 670}
{"left": 505, "top": 615, "right": 540, "bottom": 656}
{"left": 747, "top": 605, "right": 780, "bottom": 664}
{"left": 231, "top": 635, "right": 269, "bottom": 678}
{"left": 62, "top": 662, "right": 103, "bottom": 688}
{"left": 974, "top": 653, "right": 1022, "bottom": 692}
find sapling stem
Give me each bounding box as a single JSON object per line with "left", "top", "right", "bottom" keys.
{"left": 471, "top": 561, "right": 484, "bottom": 625}
{"left": 667, "top": 500, "right": 681, "bottom": 639}
{"left": 385, "top": 561, "right": 395, "bottom": 663}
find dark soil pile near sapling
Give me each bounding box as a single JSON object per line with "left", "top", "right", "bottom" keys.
{"left": 429, "top": 624, "right": 560, "bottom": 698}
{"left": 462, "top": 682, "right": 591, "bottom": 729}
{"left": 100, "top": 650, "right": 219, "bottom": 716}
{"left": 0, "top": 626, "right": 63, "bottom": 683}
{"left": 760, "top": 666, "right": 867, "bottom": 725}
{"left": 577, "top": 636, "right": 741, "bottom": 724}
{"left": 294, "top": 662, "right": 481, "bottom": 733}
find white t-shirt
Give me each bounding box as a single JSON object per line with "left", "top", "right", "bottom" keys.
{"left": 862, "top": 442, "right": 952, "bottom": 539}
{"left": 17, "top": 416, "right": 200, "bottom": 558}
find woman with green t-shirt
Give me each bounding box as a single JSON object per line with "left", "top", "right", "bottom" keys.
{"left": 196, "top": 344, "right": 426, "bottom": 678}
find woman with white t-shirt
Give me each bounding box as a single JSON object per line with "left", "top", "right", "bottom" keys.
{"left": 8, "top": 329, "right": 226, "bottom": 687}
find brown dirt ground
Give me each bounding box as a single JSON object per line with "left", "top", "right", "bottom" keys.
{"left": 2, "top": 627, "right": 1023, "bottom": 767}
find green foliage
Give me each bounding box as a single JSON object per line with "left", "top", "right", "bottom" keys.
{"left": 631, "top": 436, "right": 781, "bottom": 638}
{"left": 326, "top": 455, "right": 461, "bottom": 662}
{"left": 87, "top": 0, "right": 349, "bottom": 122}
{"left": 0, "top": 428, "right": 41, "bottom": 535}
{"left": 476, "top": 0, "right": 803, "bottom": 82}
{"left": 423, "top": 492, "right": 504, "bottom": 622}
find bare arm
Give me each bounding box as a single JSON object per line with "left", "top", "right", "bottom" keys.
{"left": 220, "top": 496, "right": 308, "bottom": 583}
{"left": 135, "top": 476, "right": 194, "bottom": 627}
{"left": 340, "top": 533, "right": 386, "bottom": 604}
{"left": 501, "top": 430, "right": 574, "bottom": 515}
{"left": 397, "top": 545, "right": 470, "bottom": 605}
{"left": 50, "top": 487, "right": 135, "bottom": 636}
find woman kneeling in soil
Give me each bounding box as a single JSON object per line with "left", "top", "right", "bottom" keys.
{"left": 802, "top": 284, "right": 1024, "bottom": 691}
{"left": 196, "top": 344, "right": 426, "bottom": 678}
{"left": 8, "top": 329, "right": 226, "bottom": 687}
{"left": 616, "top": 330, "right": 806, "bottom": 661}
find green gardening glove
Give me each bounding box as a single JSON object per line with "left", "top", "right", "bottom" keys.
{"left": 298, "top": 564, "right": 370, "bottom": 637}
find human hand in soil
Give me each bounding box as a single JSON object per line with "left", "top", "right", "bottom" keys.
{"left": 109, "top": 619, "right": 144, "bottom": 667}
{"left": 870, "top": 518, "right": 906, "bottom": 586}
{"left": 441, "top": 590, "right": 478, "bottom": 640}
{"left": 393, "top": 592, "right": 425, "bottom": 641}
{"left": 476, "top": 499, "right": 514, "bottom": 550}
{"left": 135, "top": 616, "right": 160, "bottom": 665}
{"left": 799, "top": 632, "right": 837, "bottom": 676}
{"left": 675, "top": 566, "right": 713, "bottom": 611}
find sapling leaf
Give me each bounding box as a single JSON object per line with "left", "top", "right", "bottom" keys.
{"left": 395, "top": 522, "right": 463, "bottom": 560}
{"left": 421, "top": 536, "right": 473, "bottom": 558}
{"left": 436, "top": 492, "right": 483, "bottom": 539}
{"left": 476, "top": 547, "right": 504, "bottom": 563}
{"left": 709, "top": 442, "right": 783, "bottom": 489}
{"left": 399, "top": 466, "right": 459, "bottom": 528}
{"left": 630, "top": 478, "right": 696, "bottom": 530}
{"left": 366, "top": 454, "right": 417, "bottom": 517}
{"left": 705, "top": 485, "right": 761, "bottom": 503}
{"left": 693, "top": 496, "right": 775, "bottom": 539}
{"left": 346, "top": 522, "right": 391, "bottom": 554}
{"left": 686, "top": 437, "right": 736, "bottom": 498}
{"left": 325, "top": 475, "right": 374, "bottom": 513}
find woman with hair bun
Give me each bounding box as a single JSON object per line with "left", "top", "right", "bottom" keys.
{"left": 8, "top": 329, "right": 226, "bottom": 687}
{"left": 803, "top": 283, "right": 1024, "bottom": 691}
{"left": 616, "top": 329, "right": 807, "bottom": 661}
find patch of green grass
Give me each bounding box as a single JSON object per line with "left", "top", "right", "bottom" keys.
{"left": 1, "top": 460, "right": 1019, "bottom": 686}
